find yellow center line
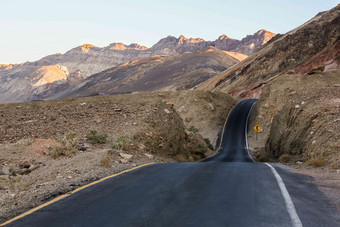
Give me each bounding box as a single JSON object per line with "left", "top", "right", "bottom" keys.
{"left": 0, "top": 162, "right": 156, "bottom": 226}
{"left": 2, "top": 102, "right": 239, "bottom": 225}
{"left": 202, "top": 103, "right": 237, "bottom": 160}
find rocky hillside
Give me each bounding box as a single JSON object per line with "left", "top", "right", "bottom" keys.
{"left": 0, "top": 64, "right": 83, "bottom": 103}
{"left": 197, "top": 4, "right": 340, "bottom": 98}
{"left": 0, "top": 90, "right": 235, "bottom": 222}
{"left": 248, "top": 71, "right": 340, "bottom": 166}
{"left": 0, "top": 30, "right": 274, "bottom": 103}
{"left": 51, "top": 47, "right": 245, "bottom": 99}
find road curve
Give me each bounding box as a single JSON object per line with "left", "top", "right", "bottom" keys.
{"left": 4, "top": 99, "right": 339, "bottom": 226}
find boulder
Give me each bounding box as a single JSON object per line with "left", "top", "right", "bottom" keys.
{"left": 144, "top": 153, "right": 154, "bottom": 160}
{"left": 1, "top": 166, "right": 14, "bottom": 176}
{"left": 164, "top": 109, "right": 171, "bottom": 114}
{"left": 167, "top": 102, "right": 175, "bottom": 108}
{"left": 119, "top": 153, "right": 133, "bottom": 159}
{"left": 120, "top": 159, "right": 129, "bottom": 164}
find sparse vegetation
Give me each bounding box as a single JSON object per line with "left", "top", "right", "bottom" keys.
{"left": 330, "top": 160, "right": 340, "bottom": 169}
{"left": 86, "top": 130, "right": 107, "bottom": 144}
{"left": 113, "top": 134, "right": 131, "bottom": 151}
{"left": 204, "top": 138, "right": 214, "bottom": 150}
{"left": 48, "top": 131, "right": 78, "bottom": 158}
{"left": 257, "top": 155, "right": 270, "bottom": 162}
{"left": 175, "top": 153, "right": 188, "bottom": 162}
{"left": 198, "top": 143, "right": 207, "bottom": 151}
{"left": 187, "top": 126, "right": 198, "bottom": 133}
{"left": 307, "top": 158, "right": 326, "bottom": 167}
{"left": 279, "top": 154, "right": 292, "bottom": 163}
{"left": 100, "top": 156, "right": 112, "bottom": 168}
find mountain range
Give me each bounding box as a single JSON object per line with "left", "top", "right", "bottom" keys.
{"left": 0, "top": 30, "right": 275, "bottom": 103}
{"left": 50, "top": 47, "right": 247, "bottom": 99}
{"left": 197, "top": 5, "right": 340, "bottom": 97}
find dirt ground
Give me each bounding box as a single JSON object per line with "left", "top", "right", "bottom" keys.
{"left": 0, "top": 90, "right": 234, "bottom": 223}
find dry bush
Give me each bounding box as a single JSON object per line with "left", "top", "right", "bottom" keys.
{"left": 204, "top": 138, "right": 214, "bottom": 150}
{"left": 279, "top": 154, "right": 292, "bottom": 163}
{"left": 48, "top": 131, "right": 78, "bottom": 159}
{"left": 86, "top": 130, "right": 107, "bottom": 144}
{"left": 100, "top": 156, "right": 112, "bottom": 168}
{"left": 257, "top": 155, "right": 270, "bottom": 162}
{"left": 175, "top": 153, "right": 189, "bottom": 162}
{"left": 330, "top": 160, "right": 340, "bottom": 169}
{"left": 187, "top": 126, "right": 199, "bottom": 133}
{"left": 113, "top": 134, "right": 131, "bottom": 151}
{"left": 307, "top": 158, "right": 326, "bottom": 167}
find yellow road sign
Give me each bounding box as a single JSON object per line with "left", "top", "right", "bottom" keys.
{"left": 254, "top": 125, "right": 261, "bottom": 132}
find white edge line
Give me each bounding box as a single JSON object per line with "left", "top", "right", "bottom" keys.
{"left": 265, "top": 163, "right": 303, "bottom": 227}
{"left": 245, "top": 100, "right": 302, "bottom": 226}
{"left": 245, "top": 100, "right": 256, "bottom": 162}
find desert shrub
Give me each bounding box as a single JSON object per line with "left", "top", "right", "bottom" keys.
{"left": 86, "top": 130, "right": 107, "bottom": 144}
{"left": 257, "top": 155, "right": 270, "bottom": 162}
{"left": 15, "top": 139, "right": 34, "bottom": 147}
{"left": 204, "top": 138, "right": 214, "bottom": 150}
{"left": 49, "top": 131, "right": 78, "bottom": 158}
{"left": 307, "top": 158, "right": 326, "bottom": 167}
{"left": 175, "top": 153, "right": 188, "bottom": 162}
{"left": 113, "top": 134, "right": 131, "bottom": 150}
{"left": 187, "top": 126, "right": 198, "bottom": 133}
{"left": 279, "top": 154, "right": 292, "bottom": 163}
{"left": 100, "top": 156, "right": 112, "bottom": 168}
{"left": 330, "top": 160, "right": 340, "bottom": 169}
{"left": 198, "top": 144, "right": 207, "bottom": 151}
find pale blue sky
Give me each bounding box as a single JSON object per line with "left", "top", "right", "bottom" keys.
{"left": 1, "top": 0, "right": 338, "bottom": 64}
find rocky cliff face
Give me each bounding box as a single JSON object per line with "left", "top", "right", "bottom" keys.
{"left": 197, "top": 4, "right": 340, "bottom": 98}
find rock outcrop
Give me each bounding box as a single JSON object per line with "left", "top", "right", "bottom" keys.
{"left": 31, "top": 65, "right": 70, "bottom": 87}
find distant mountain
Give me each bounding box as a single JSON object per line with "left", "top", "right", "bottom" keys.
{"left": 0, "top": 64, "right": 15, "bottom": 70}
{"left": 0, "top": 30, "right": 275, "bottom": 103}
{"left": 48, "top": 47, "right": 246, "bottom": 99}
{"left": 197, "top": 4, "right": 340, "bottom": 98}
{"left": 150, "top": 29, "right": 276, "bottom": 56}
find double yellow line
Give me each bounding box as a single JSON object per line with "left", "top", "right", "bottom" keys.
{"left": 1, "top": 162, "right": 155, "bottom": 226}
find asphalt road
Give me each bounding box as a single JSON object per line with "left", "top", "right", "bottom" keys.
{"left": 6, "top": 99, "right": 339, "bottom": 227}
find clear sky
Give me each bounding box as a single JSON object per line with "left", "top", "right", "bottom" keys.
{"left": 0, "top": 0, "right": 338, "bottom": 64}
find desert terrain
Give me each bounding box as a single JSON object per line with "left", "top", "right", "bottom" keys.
{"left": 0, "top": 90, "right": 235, "bottom": 222}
